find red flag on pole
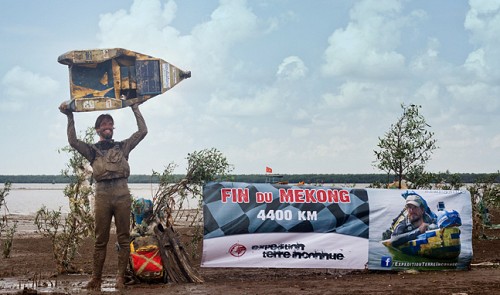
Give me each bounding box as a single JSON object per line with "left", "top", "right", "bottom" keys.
{"left": 266, "top": 166, "right": 273, "bottom": 174}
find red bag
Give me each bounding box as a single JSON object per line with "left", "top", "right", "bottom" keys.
{"left": 130, "top": 237, "right": 164, "bottom": 281}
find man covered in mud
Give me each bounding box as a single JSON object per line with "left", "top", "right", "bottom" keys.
{"left": 59, "top": 103, "right": 147, "bottom": 290}
{"left": 390, "top": 194, "right": 437, "bottom": 247}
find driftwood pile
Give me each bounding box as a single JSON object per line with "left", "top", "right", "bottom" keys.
{"left": 130, "top": 168, "right": 213, "bottom": 285}
{"left": 128, "top": 195, "right": 204, "bottom": 285}
{"left": 153, "top": 222, "right": 204, "bottom": 283}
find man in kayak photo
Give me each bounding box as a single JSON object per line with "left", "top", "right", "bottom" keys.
{"left": 390, "top": 194, "right": 437, "bottom": 247}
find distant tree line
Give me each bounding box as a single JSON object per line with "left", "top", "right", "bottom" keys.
{"left": 1, "top": 173, "right": 498, "bottom": 184}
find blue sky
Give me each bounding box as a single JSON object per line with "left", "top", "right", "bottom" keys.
{"left": 0, "top": 0, "right": 498, "bottom": 175}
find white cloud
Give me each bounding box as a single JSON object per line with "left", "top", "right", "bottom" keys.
{"left": 97, "top": 0, "right": 260, "bottom": 96}
{"left": 464, "top": 49, "right": 487, "bottom": 79}
{"left": 446, "top": 82, "right": 500, "bottom": 113}
{"left": 322, "top": 0, "right": 409, "bottom": 79}
{"left": 207, "top": 86, "right": 281, "bottom": 117}
{"left": 322, "top": 81, "right": 406, "bottom": 112}
{"left": 98, "top": 0, "right": 176, "bottom": 42}
{"left": 464, "top": 0, "right": 500, "bottom": 80}
{"left": 73, "top": 1, "right": 500, "bottom": 174}
{"left": 263, "top": 10, "right": 297, "bottom": 34}
{"left": 1, "top": 66, "right": 59, "bottom": 111}
{"left": 291, "top": 127, "right": 309, "bottom": 138}
{"left": 491, "top": 134, "right": 500, "bottom": 149}
{"left": 465, "top": 0, "right": 500, "bottom": 42}
{"left": 3, "top": 0, "right": 500, "bottom": 175}
{"left": 276, "top": 56, "right": 308, "bottom": 81}
{"left": 409, "top": 38, "right": 441, "bottom": 73}
{"left": 2, "top": 66, "right": 59, "bottom": 98}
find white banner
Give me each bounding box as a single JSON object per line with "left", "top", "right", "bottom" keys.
{"left": 202, "top": 182, "right": 472, "bottom": 270}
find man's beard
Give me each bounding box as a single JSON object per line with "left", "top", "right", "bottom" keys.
{"left": 100, "top": 129, "right": 113, "bottom": 140}
{"left": 409, "top": 214, "right": 422, "bottom": 223}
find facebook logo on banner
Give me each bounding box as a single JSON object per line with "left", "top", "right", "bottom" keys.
{"left": 381, "top": 256, "right": 392, "bottom": 267}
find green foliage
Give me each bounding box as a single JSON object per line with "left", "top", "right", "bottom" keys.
{"left": 0, "top": 182, "right": 11, "bottom": 208}
{"left": 467, "top": 171, "right": 500, "bottom": 238}
{"left": 374, "top": 104, "right": 438, "bottom": 188}
{"left": 405, "top": 169, "right": 464, "bottom": 190}
{"left": 34, "top": 127, "right": 95, "bottom": 273}
{"left": 367, "top": 182, "right": 385, "bottom": 188}
{"left": 2, "top": 223, "right": 16, "bottom": 258}
{"left": 185, "top": 148, "right": 233, "bottom": 184}
{"left": 0, "top": 182, "right": 17, "bottom": 258}
{"left": 151, "top": 148, "right": 233, "bottom": 257}
{"left": 474, "top": 172, "right": 500, "bottom": 209}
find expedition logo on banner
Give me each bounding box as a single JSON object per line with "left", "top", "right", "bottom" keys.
{"left": 201, "top": 182, "right": 473, "bottom": 271}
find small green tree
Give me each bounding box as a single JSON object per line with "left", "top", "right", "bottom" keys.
{"left": 35, "top": 127, "right": 95, "bottom": 273}
{"left": 468, "top": 171, "right": 500, "bottom": 239}
{"left": 0, "top": 182, "right": 17, "bottom": 258}
{"left": 151, "top": 148, "right": 233, "bottom": 257}
{"left": 373, "top": 104, "right": 438, "bottom": 189}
